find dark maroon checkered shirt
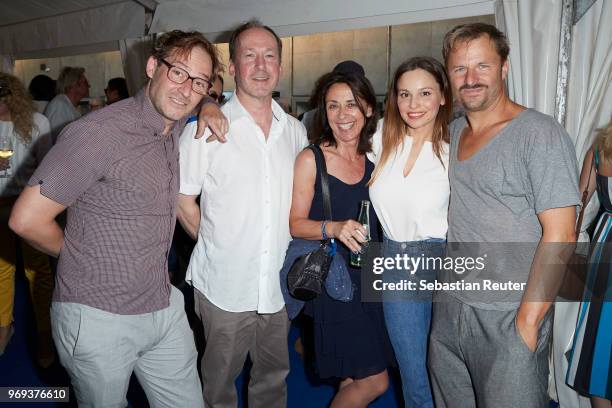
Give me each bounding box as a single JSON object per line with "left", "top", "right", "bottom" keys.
{"left": 29, "top": 88, "right": 186, "bottom": 314}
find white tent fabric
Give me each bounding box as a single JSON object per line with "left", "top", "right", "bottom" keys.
{"left": 494, "top": 0, "right": 562, "bottom": 115}
{"left": 0, "top": 1, "right": 145, "bottom": 59}
{"left": 120, "top": 35, "right": 157, "bottom": 97}
{"left": 1, "top": 55, "right": 15, "bottom": 74}
{"left": 150, "top": 0, "right": 495, "bottom": 41}
{"left": 567, "top": 0, "right": 612, "bottom": 165}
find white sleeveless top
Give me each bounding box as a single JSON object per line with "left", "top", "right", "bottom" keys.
{"left": 368, "top": 125, "right": 450, "bottom": 242}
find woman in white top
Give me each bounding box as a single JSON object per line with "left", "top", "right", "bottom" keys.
{"left": 0, "top": 73, "right": 54, "bottom": 367}
{"left": 368, "top": 57, "right": 452, "bottom": 408}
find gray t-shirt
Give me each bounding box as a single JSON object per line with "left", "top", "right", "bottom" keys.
{"left": 445, "top": 108, "right": 580, "bottom": 310}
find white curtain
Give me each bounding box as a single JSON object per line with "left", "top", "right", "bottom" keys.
{"left": 567, "top": 0, "right": 612, "bottom": 232}
{"left": 119, "top": 35, "right": 156, "bottom": 97}
{"left": 1, "top": 55, "right": 15, "bottom": 73}
{"left": 494, "top": 0, "right": 562, "bottom": 115}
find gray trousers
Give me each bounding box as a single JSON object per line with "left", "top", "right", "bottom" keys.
{"left": 194, "top": 290, "right": 290, "bottom": 408}
{"left": 428, "top": 294, "right": 552, "bottom": 408}
{"left": 51, "top": 287, "right": 203, "bottom": 408}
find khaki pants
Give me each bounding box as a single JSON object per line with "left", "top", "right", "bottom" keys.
{"left": 0, "top": 200, "right": 53, "bottom": 332}
{"left": 194, "top": 289, "right": 290, "bottom": 408}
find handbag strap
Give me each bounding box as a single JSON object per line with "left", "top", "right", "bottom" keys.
{"left": 575, "top": 150, "right": 595, "bottom": 239}
{"left": 307, "top": 144, "right": 332, "bottom": 221}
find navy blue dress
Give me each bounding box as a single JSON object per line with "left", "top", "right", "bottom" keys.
{"left": 305, "top": 153, "right": 396, "bottom": 380}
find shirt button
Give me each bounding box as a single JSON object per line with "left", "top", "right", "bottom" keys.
{"left": 401, "top": 243, "right": 407, "bottom": 249}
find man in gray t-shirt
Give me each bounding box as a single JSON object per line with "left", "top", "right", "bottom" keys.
{"left": 429, "top": 23, "right": 580, "bottom": 408}
{"left": 445, "top": 109, "right": 580, "bottom": 308}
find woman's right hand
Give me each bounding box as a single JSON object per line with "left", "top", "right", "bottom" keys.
{"left": 328, "top": 220, "right": 368, "bottom": 253}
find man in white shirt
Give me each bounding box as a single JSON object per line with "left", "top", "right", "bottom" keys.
{"left": 178, "top": 20, "right": 307, "bottom": 408}
{"left": 44, "top": 67, "right": 89, "bottom": 143}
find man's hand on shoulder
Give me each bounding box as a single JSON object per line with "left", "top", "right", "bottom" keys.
{"left": 195, "top": 99, "right": 229, "bottom": 143}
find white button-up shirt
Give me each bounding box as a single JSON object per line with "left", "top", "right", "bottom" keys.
{"left": 179, "top": 94, "right": 308, "bottom": 313}
{"left": 44, "top": 94, "right": 81, "bottom": 143}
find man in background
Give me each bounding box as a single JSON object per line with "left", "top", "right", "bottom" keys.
{"left": 105, "top": 77, "right": 129, "bottom": 104}
{"left": 208, "top": 74, "right": 225, "bottom": 105}
{"left": 44, "top": 67, "right": 89, "bottom": 143}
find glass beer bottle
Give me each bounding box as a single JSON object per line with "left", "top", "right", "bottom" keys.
{"left": 350, "top": 200, "right": 371, "bottom": 268}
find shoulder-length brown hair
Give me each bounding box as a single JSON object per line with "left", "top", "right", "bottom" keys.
{"left": 370, "top": 56, "right": 452, "bottom": 184}
{"left": 310, "top": 71, "right": 378, "bottom": 155}
{"left": 0, "top": 73, "right": 35, "bottom": 145}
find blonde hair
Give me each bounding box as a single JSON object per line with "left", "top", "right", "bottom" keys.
{"left": 0, "top": 72, "right": 35, "bottom": 145}
{"left": 369, "top": 57, "right": 452, "bottom": 185}
{"left": 595, "top": 121, "right": 612, "bottom": 162}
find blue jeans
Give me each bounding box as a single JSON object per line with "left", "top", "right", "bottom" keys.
{"left": 382, "top": 237, "right": 445, "bottom": 408}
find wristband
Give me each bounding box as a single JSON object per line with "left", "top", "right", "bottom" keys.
{"left": 321, "top": 220, "right": 329, "bottom": 240}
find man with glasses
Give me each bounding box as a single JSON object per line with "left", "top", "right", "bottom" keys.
{"left": 178, "top": 20, "right": 307, "bottom": 408}
{"left": 10, "top": 30, "right": 221, "bottom": 407}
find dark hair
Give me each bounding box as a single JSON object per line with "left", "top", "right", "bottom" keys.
{"left": 443, "top": 23, "right": 510, "bottom": 64}
{"left": 229, "top": 19, "right": 283, "bottom": 63}
{"left": 151, "top": 30, "right": 222, "bottom": 77}
{"left": 28, "top": 75, "right": 56, "bottom": 101}
{"left": 370, "top": 56, "right": 451, "bottom": 184}
{"left": 311, "top": 72, "right": 378, "bottom": 155}
{"left": 107, "top": 77, "right": 129, "bottom": 100}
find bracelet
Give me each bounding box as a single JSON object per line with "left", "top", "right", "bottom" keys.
{"left": 321, "top": 220, "right": 329, "bottom": 240}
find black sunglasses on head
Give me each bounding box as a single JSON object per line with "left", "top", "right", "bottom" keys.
{"left": 0, "top": 85, "right": 11, "bottom": 98}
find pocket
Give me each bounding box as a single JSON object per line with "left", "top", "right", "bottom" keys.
{"left": 70, "top": 307, "right": 87, "bottom": 359}
{"left": 52, "top": 303, "right": 85, "bottom": 359}
{"left": 513, "top": 315, "right": 536, "bottom": 354}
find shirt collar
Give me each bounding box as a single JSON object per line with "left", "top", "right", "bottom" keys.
{"left": 134, "top": 87, "right": 187, "bottom": 138}
{"left": 225, "top": 92, "right": 286, "bottom": 128}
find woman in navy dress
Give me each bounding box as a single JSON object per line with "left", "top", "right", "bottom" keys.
{"left": 289, "top": 71, "right": 395, "bottom": 407}
{"left": 567, "top": 122, "right": 612, "bottom": 407}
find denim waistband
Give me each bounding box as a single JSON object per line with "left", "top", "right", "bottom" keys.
{"left": 383, "top": 235, "right": 446, "bottom": 252}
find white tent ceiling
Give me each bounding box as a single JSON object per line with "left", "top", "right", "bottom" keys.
{"left": 0, "top": 0, "right": 495, "bottom": 58}
{"left": 0, "top": 0, "right": 125, "bottom": 26}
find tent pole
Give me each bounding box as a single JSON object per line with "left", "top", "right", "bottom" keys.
{"left": 554, "top": 0, "right": 575, "bottom": 127}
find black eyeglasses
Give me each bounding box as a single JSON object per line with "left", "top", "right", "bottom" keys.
{"left": 0, "top": 85, "right": 11, "bottom": 98}
{"left": 159, "top": 59, "right": 212, "bottom": 95}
